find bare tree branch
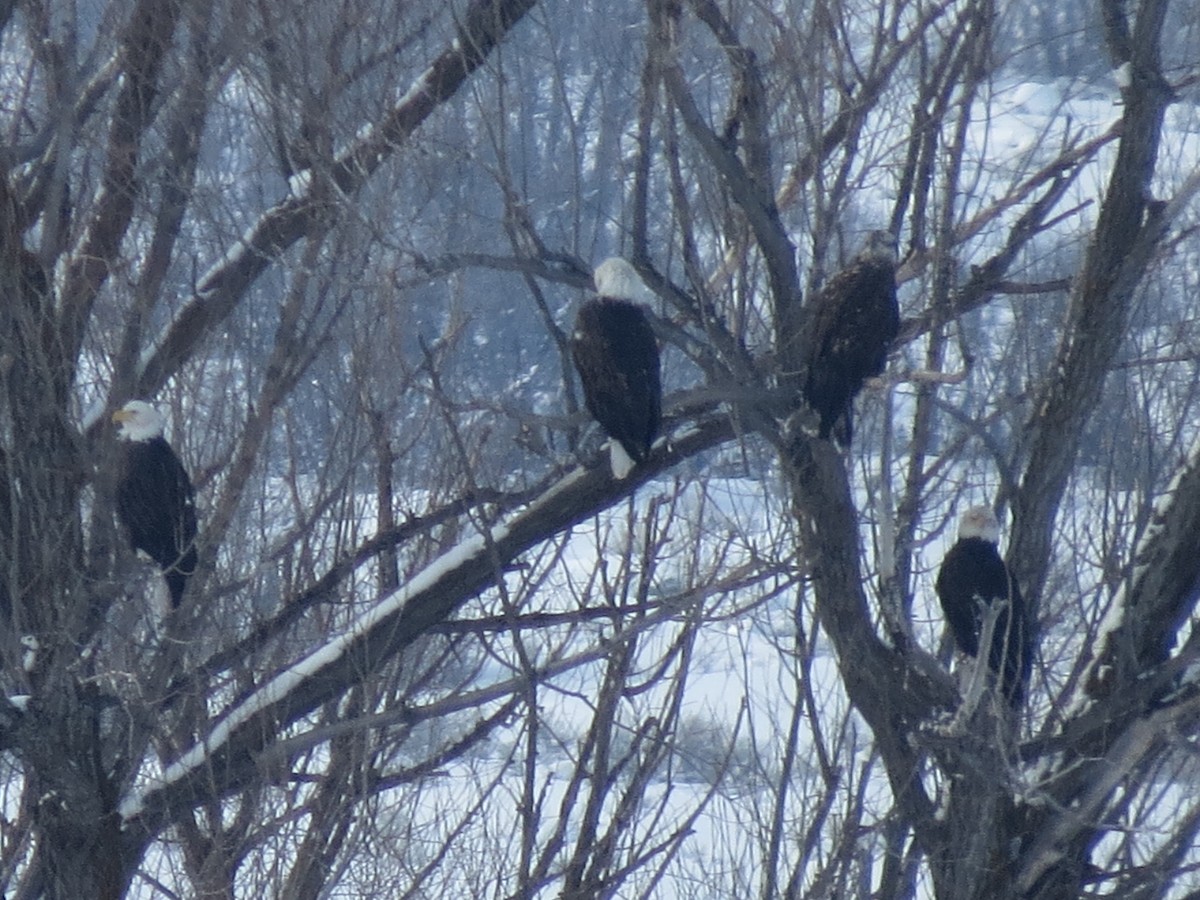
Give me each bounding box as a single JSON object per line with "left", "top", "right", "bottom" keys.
{"left": 135, "top": 0, "right": 539, "bottom": 399}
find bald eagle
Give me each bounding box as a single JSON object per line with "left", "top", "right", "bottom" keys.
{"left": 571, "top": 258, "right": 662, "bottom": 479}
{"left": 802, "top": 230, "right": 899, "bottom": 444}
{"left": 113, "top": 401, "right": 198, "bottom": 608}
{"left": 935, "top": 506, "right": 1031, "bottom": 709}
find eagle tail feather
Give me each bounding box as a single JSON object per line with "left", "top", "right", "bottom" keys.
{"left": 610, "top": 441, "right": 636, "bottom": 480}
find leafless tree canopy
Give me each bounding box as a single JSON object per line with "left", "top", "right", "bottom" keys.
{"left": 1, "top": 0, "right": 1199, "bottom": 896}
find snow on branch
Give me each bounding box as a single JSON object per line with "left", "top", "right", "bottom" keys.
{"left": 1079, "top": 432, "right": 1200, "bottom": 703}
{"left": 119, "top": 414, "right": 735, "bottom": 834}
{"left": 1016, "top": 685, "right": 1200, "bottom": 893}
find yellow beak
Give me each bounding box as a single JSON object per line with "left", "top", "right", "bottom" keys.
{"left": 112, "top": 409, "right": 135, "bottom": 423}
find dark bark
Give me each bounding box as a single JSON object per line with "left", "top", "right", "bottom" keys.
{"left": 1009, "top": 0, "right": 1173, "bottom": 611}
{"left": 60, "top": 0, "right": 184, "bottom": 385}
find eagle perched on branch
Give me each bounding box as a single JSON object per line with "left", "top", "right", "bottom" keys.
{"left": 113, "top": 401, "right": 198, "bottom": 608}
{"left": 935, "top": 506, "right": 1031, "bottom": 709}
{"left": 802, "top": 230, "right": 899, "bottom": 445}
{"left": 571, "top": 258, "right": 662, "bottom": 479}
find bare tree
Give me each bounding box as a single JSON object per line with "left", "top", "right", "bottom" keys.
{"left": 1, "top": 0, "right": 1199, "bottom": 897}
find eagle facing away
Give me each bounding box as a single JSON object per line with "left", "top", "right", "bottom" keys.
{"left": 113, "top": 401, "right": 198, "bottom": 608}
{"left": 571, "top": 258, "right": 662, "bottom": 479}
{"left": 802, "top": 230, "right": 900, "bottom": 445}
{"left": 935, "top": 506, "right": 1031, "bottom": 709}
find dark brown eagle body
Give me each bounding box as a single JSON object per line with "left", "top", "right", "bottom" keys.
{"left": 571, "top": 259, "right": 662, "bottom": 479}
{"left": 802, "top": 231, "right": 899, "bottom": 444}
{"left": 114, "top": 402, "right": 198, "bottom": 607}
{"left": 935, "top": 507, "right": 1031, "bottom": 708}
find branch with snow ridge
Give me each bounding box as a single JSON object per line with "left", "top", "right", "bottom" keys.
{"left": 119, "top": 413, "right": 734, "bottom": 836}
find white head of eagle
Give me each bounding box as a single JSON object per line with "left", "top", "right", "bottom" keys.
{"left": 112, "top": 400, "right": 198, "bottom": 608}
{"left": 113, "top": 400, "right": 167, "bottom": 442}
{"left": 957, "top": 505, "right": 1001, "bottom": 544}
{"left": 593, "top": 257, "right": 647, "bottom": 302}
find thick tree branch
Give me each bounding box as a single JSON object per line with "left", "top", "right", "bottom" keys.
{"left": 120, "top": 414, "right": 734, "bottom": 844}
{"left": 60, "top": 0, "right": 182, "bottom": 374}
{"left": 650, "top": 0, "right": 803, "bottom": 384}
{"left": 779, "top": 435, "right": 952, "bottom": 840}
{"left": 1017, "top": 684, "right": 1200, "bottom": 893}
{"left": 135, "top": 0, "right": 539, "bottom": 399}
{"left": 1085, "top": 429, "right": 1200, "bottom": 696}
{"left": 1010, "top": 0, "right": 1175, "bottom": 609}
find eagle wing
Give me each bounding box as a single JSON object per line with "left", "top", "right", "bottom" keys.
{"left": 802, "top": 256, "right": 899, "bottom": 441}
{"left": 117, "top": 438, "right": 198, "bottom": 580}
{"left": 936, "top": 537, "right": 1030, "bottom": 707}
{"left": 572, "top": 299, "right": 662, "bottom": 463}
